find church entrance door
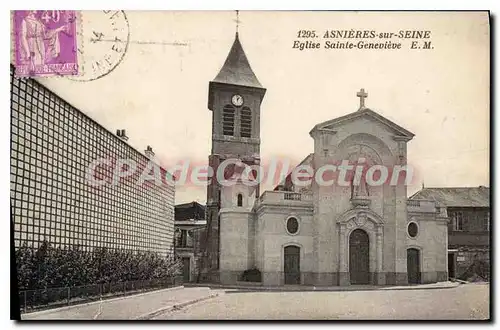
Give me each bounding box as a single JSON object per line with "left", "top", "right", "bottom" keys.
{"left": 349, "top": 229, "right": 370, "bottom": 284}
{"left": 407, "top": 248, "right": 421, "bottom": 284}
{"left": 284, "top": 245, "right": 300, "bottom": 285}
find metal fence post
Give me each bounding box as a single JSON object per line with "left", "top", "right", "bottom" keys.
{"left": 24, "top": 291, "right": 27, "bottom": 311}
{"left": 67, "top": 287, "right": 70, "bottom": 306}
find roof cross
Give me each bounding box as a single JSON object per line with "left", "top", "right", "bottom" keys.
{"left": 356, "top": 88, "right": 368, "bottom": 110}
{"left": 234, "top": 10, "right": 241, "bottom": 34}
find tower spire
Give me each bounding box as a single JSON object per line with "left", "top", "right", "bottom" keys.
{"left": 209, "top": 30, "right": 264, "bottom": 91}
{"left": 208, "top": 17, "right": 266, "bottom": 110}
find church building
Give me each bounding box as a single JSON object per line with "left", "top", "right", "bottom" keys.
{"left": 202, "top": 32, "right": 448, "bottom": 286}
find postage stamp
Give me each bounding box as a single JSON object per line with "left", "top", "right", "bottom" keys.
{"left": 12, "top": 10, "right": 79, "bottom": 77}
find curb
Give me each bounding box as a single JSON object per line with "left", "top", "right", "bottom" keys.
{"left": 192, "top": 282, "right": 460, "bottom": 292}
{"left": 451, "top": 278, "right": 469, "bottom": 284}
{"left": 381, "top": 283, "right": 460, "bottom": 291}
{"left": 135, "top": 293, "right": 219, "bottom": 320}
{"left": 22, "top": 285, "right": 185, "bottom": 318}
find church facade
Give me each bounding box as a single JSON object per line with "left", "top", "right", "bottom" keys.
{"left": 203, "top": 33, "right": 448, "bottom": 286}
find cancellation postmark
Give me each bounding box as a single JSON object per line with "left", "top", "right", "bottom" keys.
{"left": 68, "top": 10, "right": 130, "bottom": 82}
{"left": 13, "top": 10, "right": 79, "bottom": 77}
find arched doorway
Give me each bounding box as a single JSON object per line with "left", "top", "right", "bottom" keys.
{"left": 407, "top": 248, "right": 421, "bottom": 284}
{"left": 284, "top": 245, "right": 300, "bottom": 284}
{"left": 349, "top": 229, "right": 370, "bottom": 284}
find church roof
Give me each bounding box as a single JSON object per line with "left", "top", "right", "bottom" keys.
{"left": 409, "top": 186, "right": 490, "bottom": 208}
{"left": 309, "top": 108, "right": 415, "bottom": 138}
{"left": 274, "top": 153, "right": 314, "bottom": 191}
{"left": 211, "top": 33, "right": 264, "bottom": 89}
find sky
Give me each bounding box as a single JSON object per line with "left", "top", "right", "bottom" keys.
{"left": 35, "top": 11, "right": 490, "bottom": 204}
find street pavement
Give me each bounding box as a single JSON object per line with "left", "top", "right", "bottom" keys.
{"left": 154, "top": 283, "right": 490, "bottom": 320}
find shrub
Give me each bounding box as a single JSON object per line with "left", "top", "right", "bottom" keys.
{"left": 459, "top": 259, "right": 490, "bottom": 282}
{"left": 15, "top": 241, "right": 181, "bottom": 291}
{"left": 240, "top": 268, "right": 262, "bottom": 282}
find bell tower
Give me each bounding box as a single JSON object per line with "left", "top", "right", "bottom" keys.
{"left": 208, "top": 32, "right": 266, "bottom": 157}
{"left": 200, "top": 31, "right": 266, "bottom": 281}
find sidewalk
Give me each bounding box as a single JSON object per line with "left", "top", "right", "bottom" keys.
{"left": 21, "top": 286, "right": 220, "bottom": 320}
{"left": 186, "top": 281, "right": 460, "bottom": 292}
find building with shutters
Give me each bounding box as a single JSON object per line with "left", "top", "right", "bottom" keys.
{"left": 174, "top": 201, "right": 206, "bottom": 282}
{"left": 410, "top": 187, "right": 490, "bottom": 281}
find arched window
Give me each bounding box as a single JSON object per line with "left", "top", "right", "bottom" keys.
{"left": 240, "top": 107, "right": 252, "bottom": 138}
{"left": 237, "top": 193, "right": 243, "bottom": 207}
{"left": 222, "top": 105, "right": 235, "bottom": 136}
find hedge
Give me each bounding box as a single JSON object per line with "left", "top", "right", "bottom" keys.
{"left": 15, "top": 240, "right": 181, "bottom": 291}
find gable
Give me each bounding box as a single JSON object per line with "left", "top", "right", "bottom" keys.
{"left": 310, "top": 108, "right": 415, "bottom": 139}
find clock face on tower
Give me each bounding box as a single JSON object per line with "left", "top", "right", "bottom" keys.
{"left": 231, "top": 94, "right": 244, "bottom": 107}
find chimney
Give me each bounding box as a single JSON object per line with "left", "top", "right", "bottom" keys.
{"left": 116, "top": 129, "right": 129, "bottom": 142}
{"left": 145, "top": 145, "right": 155, "bottom": 158}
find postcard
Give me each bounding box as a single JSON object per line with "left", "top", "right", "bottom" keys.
{"left": 11, "top": 10, "right": 490, "bottom": 320}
